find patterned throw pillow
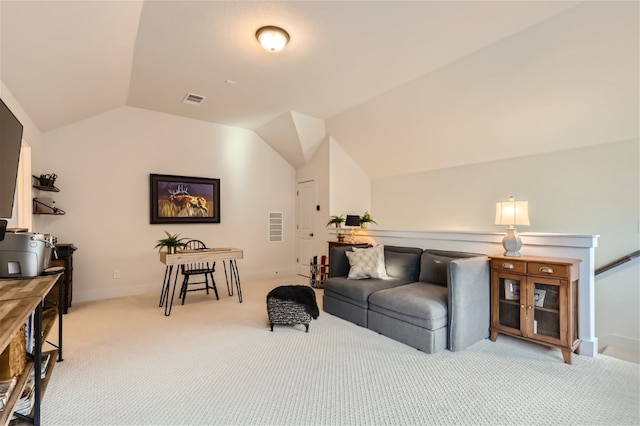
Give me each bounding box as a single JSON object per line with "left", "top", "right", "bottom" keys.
{"left": 353, "top": 245, "right": 387, "bottom": 278}
{"left": 345, "top": 245, "right": 386, "bottom": 279}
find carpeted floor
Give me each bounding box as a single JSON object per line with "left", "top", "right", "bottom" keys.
{"left": 42, "top": 275, "right": 639, "bottom": 425}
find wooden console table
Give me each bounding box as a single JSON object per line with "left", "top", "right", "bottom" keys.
{"left": 159, "top": 248, "right": 243, "bottom": 316}
{"left": 0, "top": 274, "right": 63, "bottom": 425}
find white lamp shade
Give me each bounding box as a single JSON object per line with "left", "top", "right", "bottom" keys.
{"left": 495, "top": 198, "right": 530, "bottom": 227}
{"left": 256, "top": 26, "right": 290, "bottom": 52}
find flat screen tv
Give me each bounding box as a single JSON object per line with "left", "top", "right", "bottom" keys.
{"left": 0, "top": 98, "right": 24, "bottom": 218}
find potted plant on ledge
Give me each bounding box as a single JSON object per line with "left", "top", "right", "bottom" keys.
{"left": 326, "top": 215, "right": 346, "bottom": 242}
{"left": 326, "top": 215, "right": 345, "bottom": 228}
{"left": 360, "top": 211, "right": 377, "bottom": 229}
{"left": 155, "top": 230, "right": 189, "bottom": 254}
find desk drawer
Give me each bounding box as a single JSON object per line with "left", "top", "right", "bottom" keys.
{"left": 491, "top": 259, "right": 526, "bottom": 273}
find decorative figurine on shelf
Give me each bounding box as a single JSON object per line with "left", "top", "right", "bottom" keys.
{"left": 360, "top": 211, "right": 377, "bottom": 229}
{"left": 154, "top": 230, "right": 189, "bottom": 254}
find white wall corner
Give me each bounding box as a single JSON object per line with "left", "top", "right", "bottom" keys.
{"left": 291, "top": 111, "right": 326, "bottom": 163}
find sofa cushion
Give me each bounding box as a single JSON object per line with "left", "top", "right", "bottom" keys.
{"left": 368, "top": 282, "right": 449, "bottom": 330}
{"left": 419, "top": 249, "right": 483, "bottom": 286}
{"left": 323, "top": 276, "right": 412, "bottom": 308}
{"left": 384, "top": 246, "right": 422, "bottom": 281}
{"left": 352, "top": 245, "right": 387, "bottom": 278}
{"left": 345, "top": 248, "right": 381, "bottom": 279}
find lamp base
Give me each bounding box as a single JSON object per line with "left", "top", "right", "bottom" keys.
{"left": 502, "top": 228, "right": 522, "bottom": 257}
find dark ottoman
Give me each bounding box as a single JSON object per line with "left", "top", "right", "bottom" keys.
{"left": 266, "top": 285, "right": 320, "bottom": 332}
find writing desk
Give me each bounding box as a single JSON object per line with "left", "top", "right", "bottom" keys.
{"left": 158, "top": 248, "right": 243, "bottom": 316}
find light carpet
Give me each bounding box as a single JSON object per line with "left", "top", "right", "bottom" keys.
{"left": 42, "top": 276, "right": 639, "bottom": 425}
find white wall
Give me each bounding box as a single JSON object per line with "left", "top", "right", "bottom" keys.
{"left": 371, "top": 139, "right": 638, "bottom": 263}
{"left": 33, "top": 106, "right": 297, "bottom": 302}
{"left": 329, "top": 137, "right": 371, "bottom": 218}
{"left": 596, "top": 260, "right": 640, "bottom": 353}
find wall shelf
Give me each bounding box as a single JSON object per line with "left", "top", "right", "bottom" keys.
{"left": 32, "top": 174, "right": 65, "bottom": 215}
{"left": 32, "top": 185, "right": 60, "bottom": 192}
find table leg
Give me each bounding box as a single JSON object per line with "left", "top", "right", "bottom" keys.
{"left": 33, "top": 302, "right": 42, "bottom": 425}
{"left": 159, "top": 265, "right": 172, "bottom": 308}
{"left": 230, "top": 259, "right": 242, "bottom": 303}
{"left": 223, "top": 260, "right": 234, "bottom": 296}
{"left": 165, "top": 266, "right": 180, "bottom": 316}
{"left": 57, "top": 275, "right": 63, "bottom": 361}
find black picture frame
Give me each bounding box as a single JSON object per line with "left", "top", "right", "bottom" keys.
{"left": 150, "top": 174, "right": 220, "bottom": 224}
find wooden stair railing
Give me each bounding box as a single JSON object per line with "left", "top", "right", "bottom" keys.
{"left": 595, "top": 250, "right": 640, "bottom": 276}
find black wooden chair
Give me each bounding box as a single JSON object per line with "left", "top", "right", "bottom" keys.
{"left": 179, "top": 239, "right": 219, "bottom": 305}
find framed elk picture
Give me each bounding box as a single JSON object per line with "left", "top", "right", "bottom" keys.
{"left": 150, "top": 174, "right": 220, "bottom": 224}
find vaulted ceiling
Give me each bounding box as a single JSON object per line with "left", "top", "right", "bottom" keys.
{"left": 1, "top": 1, "right": 637, "bottom": 178}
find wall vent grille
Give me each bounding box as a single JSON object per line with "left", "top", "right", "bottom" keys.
{"left": 268, "top": 212, "right": 283, "bottom": 243}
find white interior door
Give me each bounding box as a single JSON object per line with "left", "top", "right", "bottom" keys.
{"left": 297, "top": 180, "right": 315, "bottom": 276}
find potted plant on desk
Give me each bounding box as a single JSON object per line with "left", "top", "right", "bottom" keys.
{"left": 155, "top": 231, "right": 189, "bottom": 254}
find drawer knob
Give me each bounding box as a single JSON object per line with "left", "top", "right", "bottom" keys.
{"left": 501, "top": 262, "right": 515, "bottom": 269}
{"left": 539, "top": 266, "right": 554, "bottom": 274}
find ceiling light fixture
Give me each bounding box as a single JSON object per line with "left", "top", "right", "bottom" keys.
{"left": 256, "top": 26, "right": 290, "bottom": 52}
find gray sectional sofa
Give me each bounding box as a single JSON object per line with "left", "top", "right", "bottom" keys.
{"left": 323, "top": 245, "right": 490, "bottom": 353}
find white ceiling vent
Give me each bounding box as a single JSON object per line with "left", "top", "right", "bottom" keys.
{"left": 183, "top": 93, "right": 206, "bottom": 105}
{"left": 268, "top": 212, "right": 283, "bottom": 243}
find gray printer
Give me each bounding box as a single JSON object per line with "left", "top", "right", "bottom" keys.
{"left": 0, "top": 231, "right": 56, "bottom": 278}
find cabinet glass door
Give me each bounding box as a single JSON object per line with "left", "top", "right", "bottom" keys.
{"left": 531, "top": 280, "right": 561, "bottom": 341}
{"left": 498, "top": 276, "right": 522, "bottom": 331}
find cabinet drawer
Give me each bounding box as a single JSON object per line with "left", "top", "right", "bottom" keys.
{"left": 491, "top": 259, "right": 526, "bottom": 273}
{"left": 527, "top": 262, "right": 569, "bottom": 279}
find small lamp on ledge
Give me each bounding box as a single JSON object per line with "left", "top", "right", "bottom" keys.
{"left": 495, "top": 196, "right": 530, "bottom": 257}
{"left": 345, "top": 215, "right": 361, "bottom": 243}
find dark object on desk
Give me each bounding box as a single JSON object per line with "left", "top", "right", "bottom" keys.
{"left": 45, "top": 243, "right": 77, "bottom": 314}
{"left": 266, "top": 285, "right": 319, "bottom": 332}
{"left": 0, "top": 220, "right": 6, "bottom": 241}
{"left": 43, "top": 266, "right": 64, "bottom": 275}
{"left": 179, "top": 239, "right": 219, "bottom": 305}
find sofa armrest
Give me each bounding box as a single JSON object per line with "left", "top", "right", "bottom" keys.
{"left": 447, "top": 256, "right": 490, "bottom": 351}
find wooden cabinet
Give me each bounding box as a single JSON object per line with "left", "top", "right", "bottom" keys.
{"left": 327, "top": 241, "right": 370, "bottom": 277}
{"left": 489, "top": 255, "right": 581, "bottom": 364}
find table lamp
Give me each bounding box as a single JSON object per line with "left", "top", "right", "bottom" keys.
{"left": 345, "top": 215, "right": 361, "bottom": 243}
{"left": 495, "top": 196, "right": 530, "bottom": 257}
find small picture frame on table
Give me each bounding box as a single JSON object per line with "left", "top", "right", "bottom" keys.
{"left": 504, "top": 279, "right": 520, "bottom": 301}
{"left": 534, "top": 289, "right": 547, "bottom": 307}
